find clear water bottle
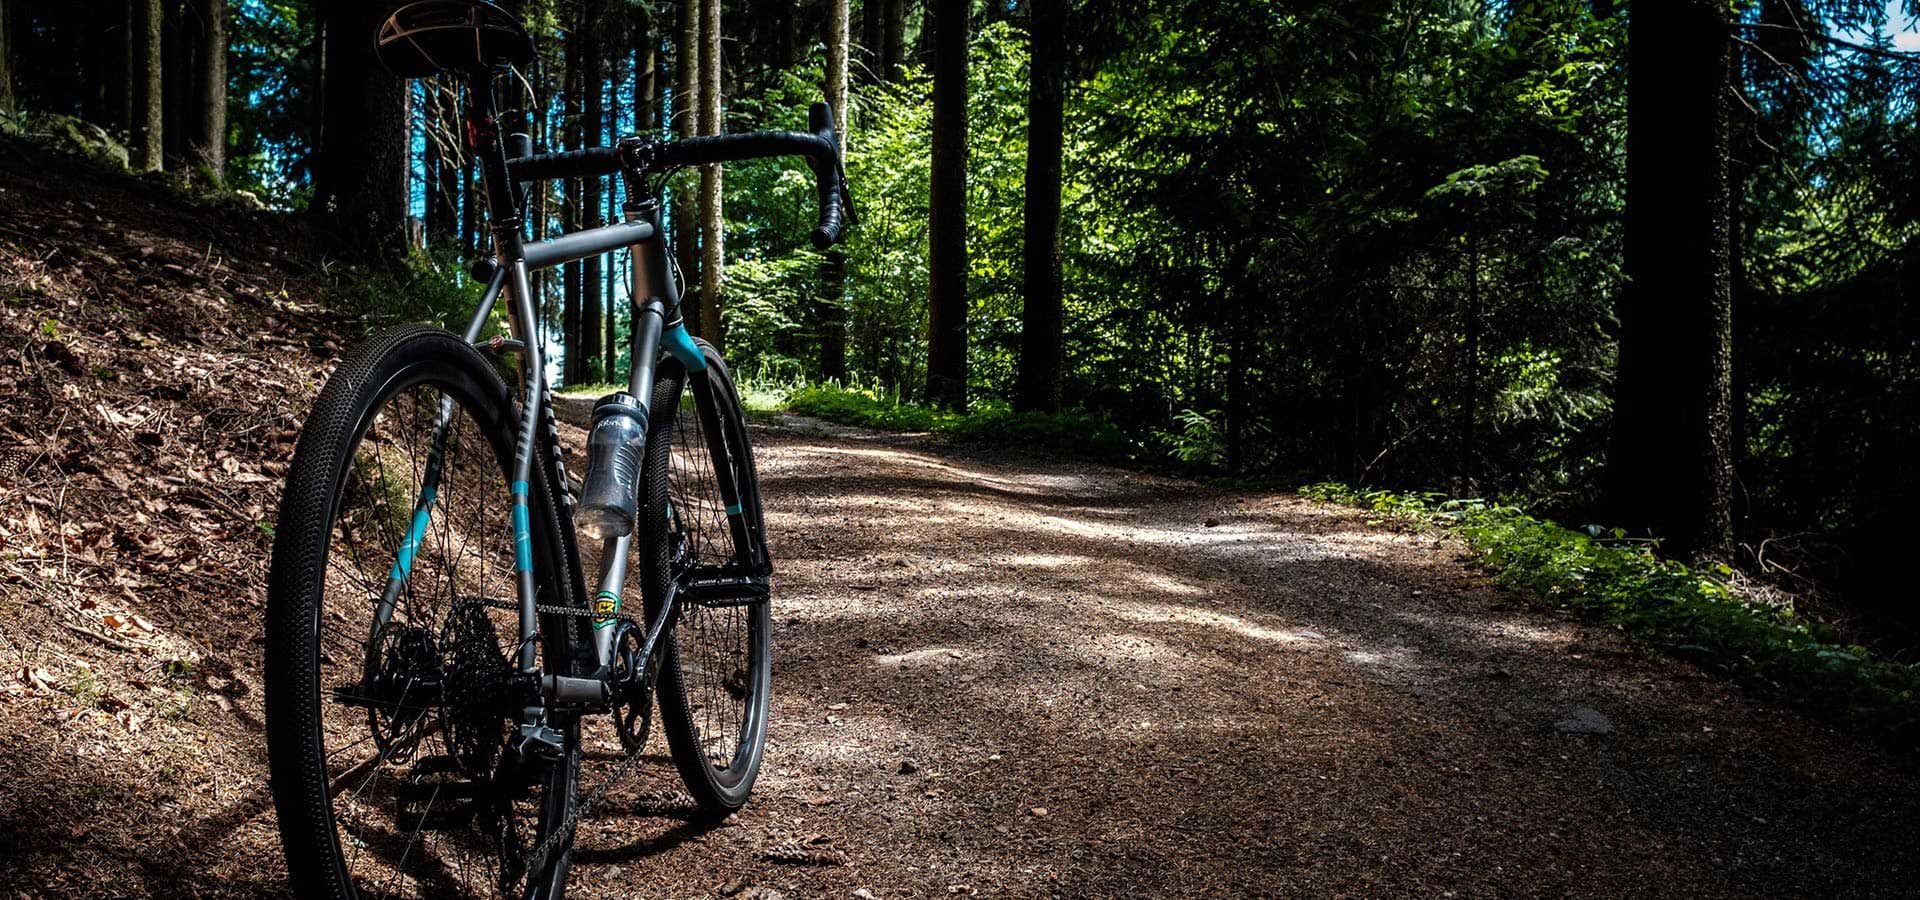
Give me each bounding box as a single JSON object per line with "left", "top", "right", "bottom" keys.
{"left": 576, "top": 392, "right": 648, "bottom": 540}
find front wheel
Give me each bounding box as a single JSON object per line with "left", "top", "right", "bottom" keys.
{"left": 639, "top": 339, "right": 774, "bottom": 818}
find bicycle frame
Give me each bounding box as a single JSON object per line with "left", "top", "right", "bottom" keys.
{"left": 365, "top": 74, "right": 738, "bottom": 707}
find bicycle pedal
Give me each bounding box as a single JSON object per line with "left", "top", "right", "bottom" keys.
{"left": 394, "top": 756, "right": 485, "bottom": 830}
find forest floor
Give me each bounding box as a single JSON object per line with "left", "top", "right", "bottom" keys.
{"left": 5, "top": 143, "right": 1920, "bottom": 899}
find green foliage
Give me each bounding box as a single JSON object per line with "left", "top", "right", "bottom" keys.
{"left": 1153, "top": 409, "right": 1227, "bottom": 468}
{"left": 722, "top": 24, "right": 1033, "bottom": 400}
{"left": 1302, "top": 483, "right": 1920, "bottom": 748}
{"left": 785, "top": 384, "right": 1133, "bottom": 461}
{"left": 327, "top": 247, "right": 491, "bottom": 333}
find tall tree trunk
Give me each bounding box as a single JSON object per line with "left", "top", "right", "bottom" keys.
{"left": 429, "top": 84, "right": 460, "bottom": 247}
{"left": 881, "top": 0, "right": 906, "bottom": 81}
{"left": 1458, "top": 228, "right": 1481, "bottom": 488}
{"left": 1015, "top": 0, "right": 1066, "bottom": 413}
{"left": 421, "top": 89, "right": 439, "bottom": 239}
{"left": 192, "top": 0, "right": 224, "bottom": 182}
{"left": 1608, "top": 0, "right": 1734, "bottom": 559}
{"left": 460, "top": 146, "right": 478, "bottom": 255}
{"left": 563, "top": 26, "right": 583, "bottom": 383}
{"left": 581, "top": 1, "right": 605, "bottom": 383}
{"left": 130, "top": 0, "right": 163, "bottom": 172}
{"left": 675, "top": 0, "right": 702, "bottom": 330}
{"left": 164, "top": 0, "right": 202, "bottom": 170}
{"left": 0, "top": 0, "right": 15, "bottom": 117}
{"left": 697, "top": 0, "right": 725, "bottom": 349}
{"left": 313, "top": 0, "right": 408, "bottom": 264}
{"left": 634, "top": 11, "right": 657, "bottom": 135}
{"left": 859, "top": 0, "right": 882, "bottom": 84}
{"left": 818, "top": 0, "right": 850, "bottom": 381}
{"left": 606, "top": 177, "right": 620, "bottom": 377}
{"left": 924, "top": 0, "right": 968, "bottom": 409}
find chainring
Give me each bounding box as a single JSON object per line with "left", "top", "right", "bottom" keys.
{"left": 609, "top": 619, "right": 653, "bottom": 753}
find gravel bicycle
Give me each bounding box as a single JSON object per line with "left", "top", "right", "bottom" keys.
{"left": 262, "top": 3, "right": 853, "bottom": 896}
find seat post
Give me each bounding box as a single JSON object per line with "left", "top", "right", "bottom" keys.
{"left": 463, "top": 71, "right": 525, "bottom": 265}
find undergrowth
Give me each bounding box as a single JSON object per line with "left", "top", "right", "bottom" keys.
{"left": 785, "top": 384, "right": 1134, "bottom": 460}
{"left": 1300, "top": 482, "right": 1920, "bottom": 750}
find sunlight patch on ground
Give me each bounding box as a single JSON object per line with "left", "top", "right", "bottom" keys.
{"left": 1005, "top": 553, "right": 1094, "bottom": 568}
{"left": 778, "top": 444, "right": 1098, "bottom": 497}
{"left": 1342, "top": 645, "right": 1420, "bottom": 671}
{"left": 873, "top": 646, "right": 980, "bottom": 667}
{"left": 1106, "top": 598, "right": 1321, "bottom": 646}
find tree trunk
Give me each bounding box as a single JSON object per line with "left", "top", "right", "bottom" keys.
{"left": 460, "top": 147, "right": 478, "bottom": 255}
{"left": 881, "top": 0, "right": 907, "bottom": 81}
{"left": 606, "top": 179, "right": 621, "bottom": 377}
{"left": 130, "top": 0, "right": 163, "bottom": 172}
{"left": 859, "top": 0, "right": 882, "bottom": 84}
{"left": 675, "top": 0, "right": 702, "bottom": 330}
{"left": 1458, "top": 228, "right": 1481, "bottom": 488}
{"left": 924, "top": 0, "right": 968, "bottom": 409}
{"left": 635, "top": 40, "right": 656, "bottom": 133}
{"left": 1015, "top": 0, "right": 1067, "bottom": 413}
{"left": 1607, "top": 0, "right": 1734, "bottom": 559}
{"left": 192, "top": 0, "right": 225, "bottom": 182}
{"left": 312, "top": 0, "right": 409, "bottom": 265}
{"left": 697, "top": 0, "right": 725, "bottom": 350}
{"left": 817, "top": 0, "right": 851, "bottom": 381}
{"left": 563, "top": 26, "right": 583, "bottom": 384}
{"left": 429, "top": 84, "right": 460, "bottom": 247}
{"left": 0, "top": 0, "right": 15, "bottom": 117}
{"left": 581, "top": 1, "right": 605, "bottom": 383}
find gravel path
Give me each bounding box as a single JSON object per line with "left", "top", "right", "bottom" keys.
{"left": 550, "top": 416, "right": 1920, "bottom": 898}
{"left": 7, "top": 414, "right": 1919, "bottom": 898}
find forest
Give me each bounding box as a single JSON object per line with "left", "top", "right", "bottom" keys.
{"left": 10, "top": 1, "right": 1920, "bottom": 896}
{"left": 4, "top": 2, "right": 1919, "bottom": 665}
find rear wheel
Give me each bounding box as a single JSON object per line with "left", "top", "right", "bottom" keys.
{"left": 265, "top": 326, "right": 584, "bottom": 898}
{"left": 639, "top": 340, "right": 773, "bottom": 818}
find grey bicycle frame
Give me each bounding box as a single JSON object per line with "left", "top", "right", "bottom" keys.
{"left": 364, "top": 189, "right": 707, "bottom": 703}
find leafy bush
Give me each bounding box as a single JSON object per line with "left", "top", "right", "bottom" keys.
{"left": 1301, "top": 482, "right": 1920, "bottom": 749}
{"left": 328, "top": 247, "right": 491, "bottom": 332}
{"left": 785, "top": 384, "right": 1134, "bottom": 461}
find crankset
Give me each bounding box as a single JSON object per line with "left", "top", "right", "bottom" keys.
{"left": 609, "top": 619, "right": 654, "bottom": 752}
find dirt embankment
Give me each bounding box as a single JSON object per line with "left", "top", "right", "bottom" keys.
{"left": 3, "top": 143, "right": 1920, "bottom": 898}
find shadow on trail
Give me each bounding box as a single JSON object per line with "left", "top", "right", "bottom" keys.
{"left": 751, "top": 426, "right": 1920, "bottom": 898}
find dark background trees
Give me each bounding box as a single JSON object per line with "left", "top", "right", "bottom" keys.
{"left": 0, "top": 0, "right": 1915, "bottom": 636}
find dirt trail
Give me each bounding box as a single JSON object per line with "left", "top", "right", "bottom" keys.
{"left": 533, "top": 418, "right": 1920, "bottom": 899}
{"left": 4, "top": 144, "right": 1919, "bottom": 898}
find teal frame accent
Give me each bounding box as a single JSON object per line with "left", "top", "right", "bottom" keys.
{"left": 388, "top": 487, "right": 438, "bottom": 579}
{"left": 663, "top": 321, "right": 707, "bottom": 371}
{"left": 510, "top": 479, "right": 533, "bottom": 572}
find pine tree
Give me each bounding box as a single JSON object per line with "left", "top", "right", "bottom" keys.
{"left": 1015, "top": 0, "right": 1067, "bottom": 413}
{"left": 819, "top": 0, "right": 850, "bottom": 380}
{"left": 675, "top": 0, "right": 702, "bottom": 329}
{"left": 131, "top": 0, "right": 164, "bottom": 172}
{"left": 697, "top": 0, "right": 725, "bottom": 349}
{"left": 192, "top": 0, "right": 225, "bottom": 182}
{"left": 1607, "top": 0, "right": 1735, "bottom": 559}
{"left": 0, "top": 0, "right": 15, "bottom": 117}
{"left": 580, "top": 0, "right": 606, "bottom": 382}
{"left": 924, "top": 0, "right": 968, "bottom": 409}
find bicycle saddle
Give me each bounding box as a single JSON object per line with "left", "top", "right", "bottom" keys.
{"left": 375, "top": 0, "right": 534, "bottom": 78}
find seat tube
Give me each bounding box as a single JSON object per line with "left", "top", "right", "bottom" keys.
{"left": 465, "top": 71, "right": 546, "bottom": 673}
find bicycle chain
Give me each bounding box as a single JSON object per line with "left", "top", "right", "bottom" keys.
{"left": 470, "top": 595, "right": 659, "bottom": 883}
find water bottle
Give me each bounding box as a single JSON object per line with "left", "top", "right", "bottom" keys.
{"left": 576, "top": 392, "right": 648, "bottom": 540}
